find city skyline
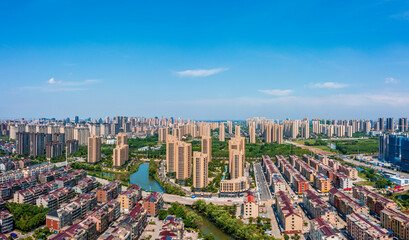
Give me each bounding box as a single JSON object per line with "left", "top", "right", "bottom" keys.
{"left": 1, "top": 1, "right": 409, "bottom": 119}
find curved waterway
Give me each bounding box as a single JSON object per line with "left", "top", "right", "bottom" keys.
{"left": 196, "top": 213, "right": 234, "bottom": 240}
{"left": 130, "top": 163, "right": 232, "bottom": 239}
{"left": 130, "top": 163, "right": 164, "bottom": 192}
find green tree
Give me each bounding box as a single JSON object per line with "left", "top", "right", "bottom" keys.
{"left": 204, "top": 234, "right": 215, "bottom": 240}
{"left": 158, "top": 210, "right": 168, "bottom": 220}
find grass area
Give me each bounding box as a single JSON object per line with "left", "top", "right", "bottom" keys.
{"left": 294, "top": 138, "right": 378, "bottom": 155}
{"left": 388, "top": 192, "right": 409, "bottom": 210}
{"left": 354, "top": 181, "right": 375, "bottom": 187}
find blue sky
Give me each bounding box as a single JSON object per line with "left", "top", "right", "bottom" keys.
{"left": 1, "top": 0, "right": 409, "bottom": 120}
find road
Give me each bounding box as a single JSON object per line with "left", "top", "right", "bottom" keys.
{"left": 90, "top": 175, "right": 243, "bottom": 206}
{"left": 340, "top": 156, "right": 409, "bottom": 178}
{"left": 265, "top": 204, "right": 283, "bottom": 238}
{"left": 253, "top": 162, "right": 272, "bottom": 202}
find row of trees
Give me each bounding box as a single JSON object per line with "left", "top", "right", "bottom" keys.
{"left": 192, "top": 200, "right": 278, "bottom": 240}
{"left": 6, "top": 202, "right": 49, "bottom": 232}
{"left": 71, "top": 161, "right": 102, "bottom": 171}
{"left": 149, "top": 159, "right": 186, "bottom": 195}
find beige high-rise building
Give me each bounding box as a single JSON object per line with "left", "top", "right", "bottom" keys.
{"left": 229, "top": 136, "right": 245, "bottom": 179}
{"left": 158, "top": 127, "right": 169, "bottom": 143}
{"left": 249, "top": 122, "right": 256, "bottom": 143}
{"left": 74, "top": 127, "right": 90, "bottom": 146}
{"left": 88, "top": 135, "right": 101, "bottom": 163}
{"left": 264, "top": 123, "right": 283, "bottom": 144}
{"left": 175, "top": 141, "right": 192, "bottom": 180}
{"left": 276, "top": 124, "right": 284, "bottom": 144}
{"left": 193, "top": 152, "right": 208, "bottom": 190}
{"left": 219, "top": 123, "right": 225, "bottom": 142}
{"left": 230, "top": 149, "right": 245, "bottom": 179}
{"left": 227, "top": 121, "right": 233, "bottom": 135}
{"left": 113, "top": 133, "right": 129, "bottom": 167}
{"left": 235, "top": 125, "right": 241, "bottom": 137}
{"left": 166, "top": 135, "right": 177, "bottom": 173}
{"left": 166, "top": 136, "right": 192, "bottom": 180}
{"left": 201, "top": 136, "right": 212, "bottom": 162}
{"left": 301, "top": 121, "right": 310, "bottom": 139}
{"left": 172, "top": 127, "right": 181, "bottom": 140}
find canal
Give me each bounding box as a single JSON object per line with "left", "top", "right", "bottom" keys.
{"left": 196, "top": 212, "right": 234, "bottom": 240}
{"left": 130, "top": 163, "right": 233, "bottom": 240}
{"left": 130, "top": 163, "right": 164, "bottom": 192}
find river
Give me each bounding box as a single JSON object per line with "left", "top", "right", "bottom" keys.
{"left": 130, "top": 163, "right": 233, "bottom": 240}
{"left": 130, "top": 163, "right": 164, "bottom": 192}
{"left": 196, "top": 213, "right": 234, "bottom": 240}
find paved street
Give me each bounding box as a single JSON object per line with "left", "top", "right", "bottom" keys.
{"left": 253, "top": 162, "right": 272, "bottom": 201}
{"left": 340, "top": 156, "right": 409, "bottom": 177}
{"left": 266, "top": 204, "right": 283, "bottom": 239}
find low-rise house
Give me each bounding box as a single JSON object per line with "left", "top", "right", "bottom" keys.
{"left": 347, "top": 212, "right": 391, "bottom": 240}
{"left": 46, "top": 208, "right": 73, "bottom": 233}
{"left": 275, "top": 191, "right": 303, "bottom": 234}
{"left": 303, "top": 190, "right": 337, "bottom": 226}
{"left": 380, "top": 208, "right": 409, "bottom": 240}
{"left": 159, "top": 216, "right": 184, "bottom": 240}
{"left": 352, "top": 185, "right": 397, "bottom": 216}
{"left": 310, "top": 217, "right": 343, "bottom": 240}
{"left": 0, "top": 210, "right": 13, "bottom": 233}
{"left": 37, "top": 193, "right": 58, "bottom": 210}
{"left": 328, "top": 188, "right": 368, "bottom": 218}
{"left": 118, "top": 204, "right": 148, "bottom": 240}
{"left": 98, "top": 227, "right": 131, "bottom": 240}
{"left": 97, "top": 180, "right": 121, "bottom": 203}
{"left": 142, "top": 192, "right": 163, "bottom": 216}
{"left": 241, "top": 193, "right": 258, "bottom": 219}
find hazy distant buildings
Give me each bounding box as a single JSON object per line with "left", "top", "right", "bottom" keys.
{"left": 46, "top": 141, "right": 63, "bottom": 159}
{"left": 88, "top": 135, "right": 101, "bottom": 163}
{"left": 74, "top": 127, "right": 90, "bottom": 146}
{"left": 263, "top": 123, "right": 283, "bottom": 144}
{"left": 66, "top": 140, "right": 79, "bottom": 154}
{"left": 219, "top": 123, "right": 225, "bottom": 142}
{"left": 379, "top": 118, "right": 384, "bottom": 131}
{"left": 386, "top": 117, "right": 394, "bottom": 131}
{"left": 249, "top": 121, "right": 256, "bottom": 144}
{"left": 235, "top": 125, "right": 241, "bottom": 137}
{"left": 113, "top": 133, "right": 129, "bottom": 167}
{"left": 17, "top": 132, "right": 30, "bottom": 155}
{"left": 193, "top": 152, "right": 208, "bottom": 190}
{"left": 399, "top": 118, "right": 408, "bottom": 132}
{"left": 227, "top": 121, "right": 233, "bottom": 135}
{"left": 158, "top": 127, "right": 169, "bottom": 143}
{"left": 301, "top": 121, "right": 309, "bottom": 139}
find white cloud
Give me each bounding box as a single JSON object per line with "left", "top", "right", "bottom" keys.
{"left": 385, "top": 77, "right": 399, "bottom": 84}
{"left": 175, "top": 68, "right": 228, "bottom": 77}
{"left": 258, "top": 89, "right": 293, "bottom": 96}
{"left": 390, "top": 11, "right": 409, "bottom": 21}
{"left": 20, "top": 78, "right": 99, "bottom": 92}
{"left": 311, "top": 82, "right": 349, "bottom": 89}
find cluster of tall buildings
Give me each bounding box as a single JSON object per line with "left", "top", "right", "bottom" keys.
{"left": 165, "top": 124, "right": 249, "bottom": 194}
{"left": 16, "top": 131, "right": 74, "bottom": 160}
{"left": 379, "top": 134, "right": 409, "bottom": 170}
{"left": 113, "top": 133, "right": 129, "bottom": 167}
